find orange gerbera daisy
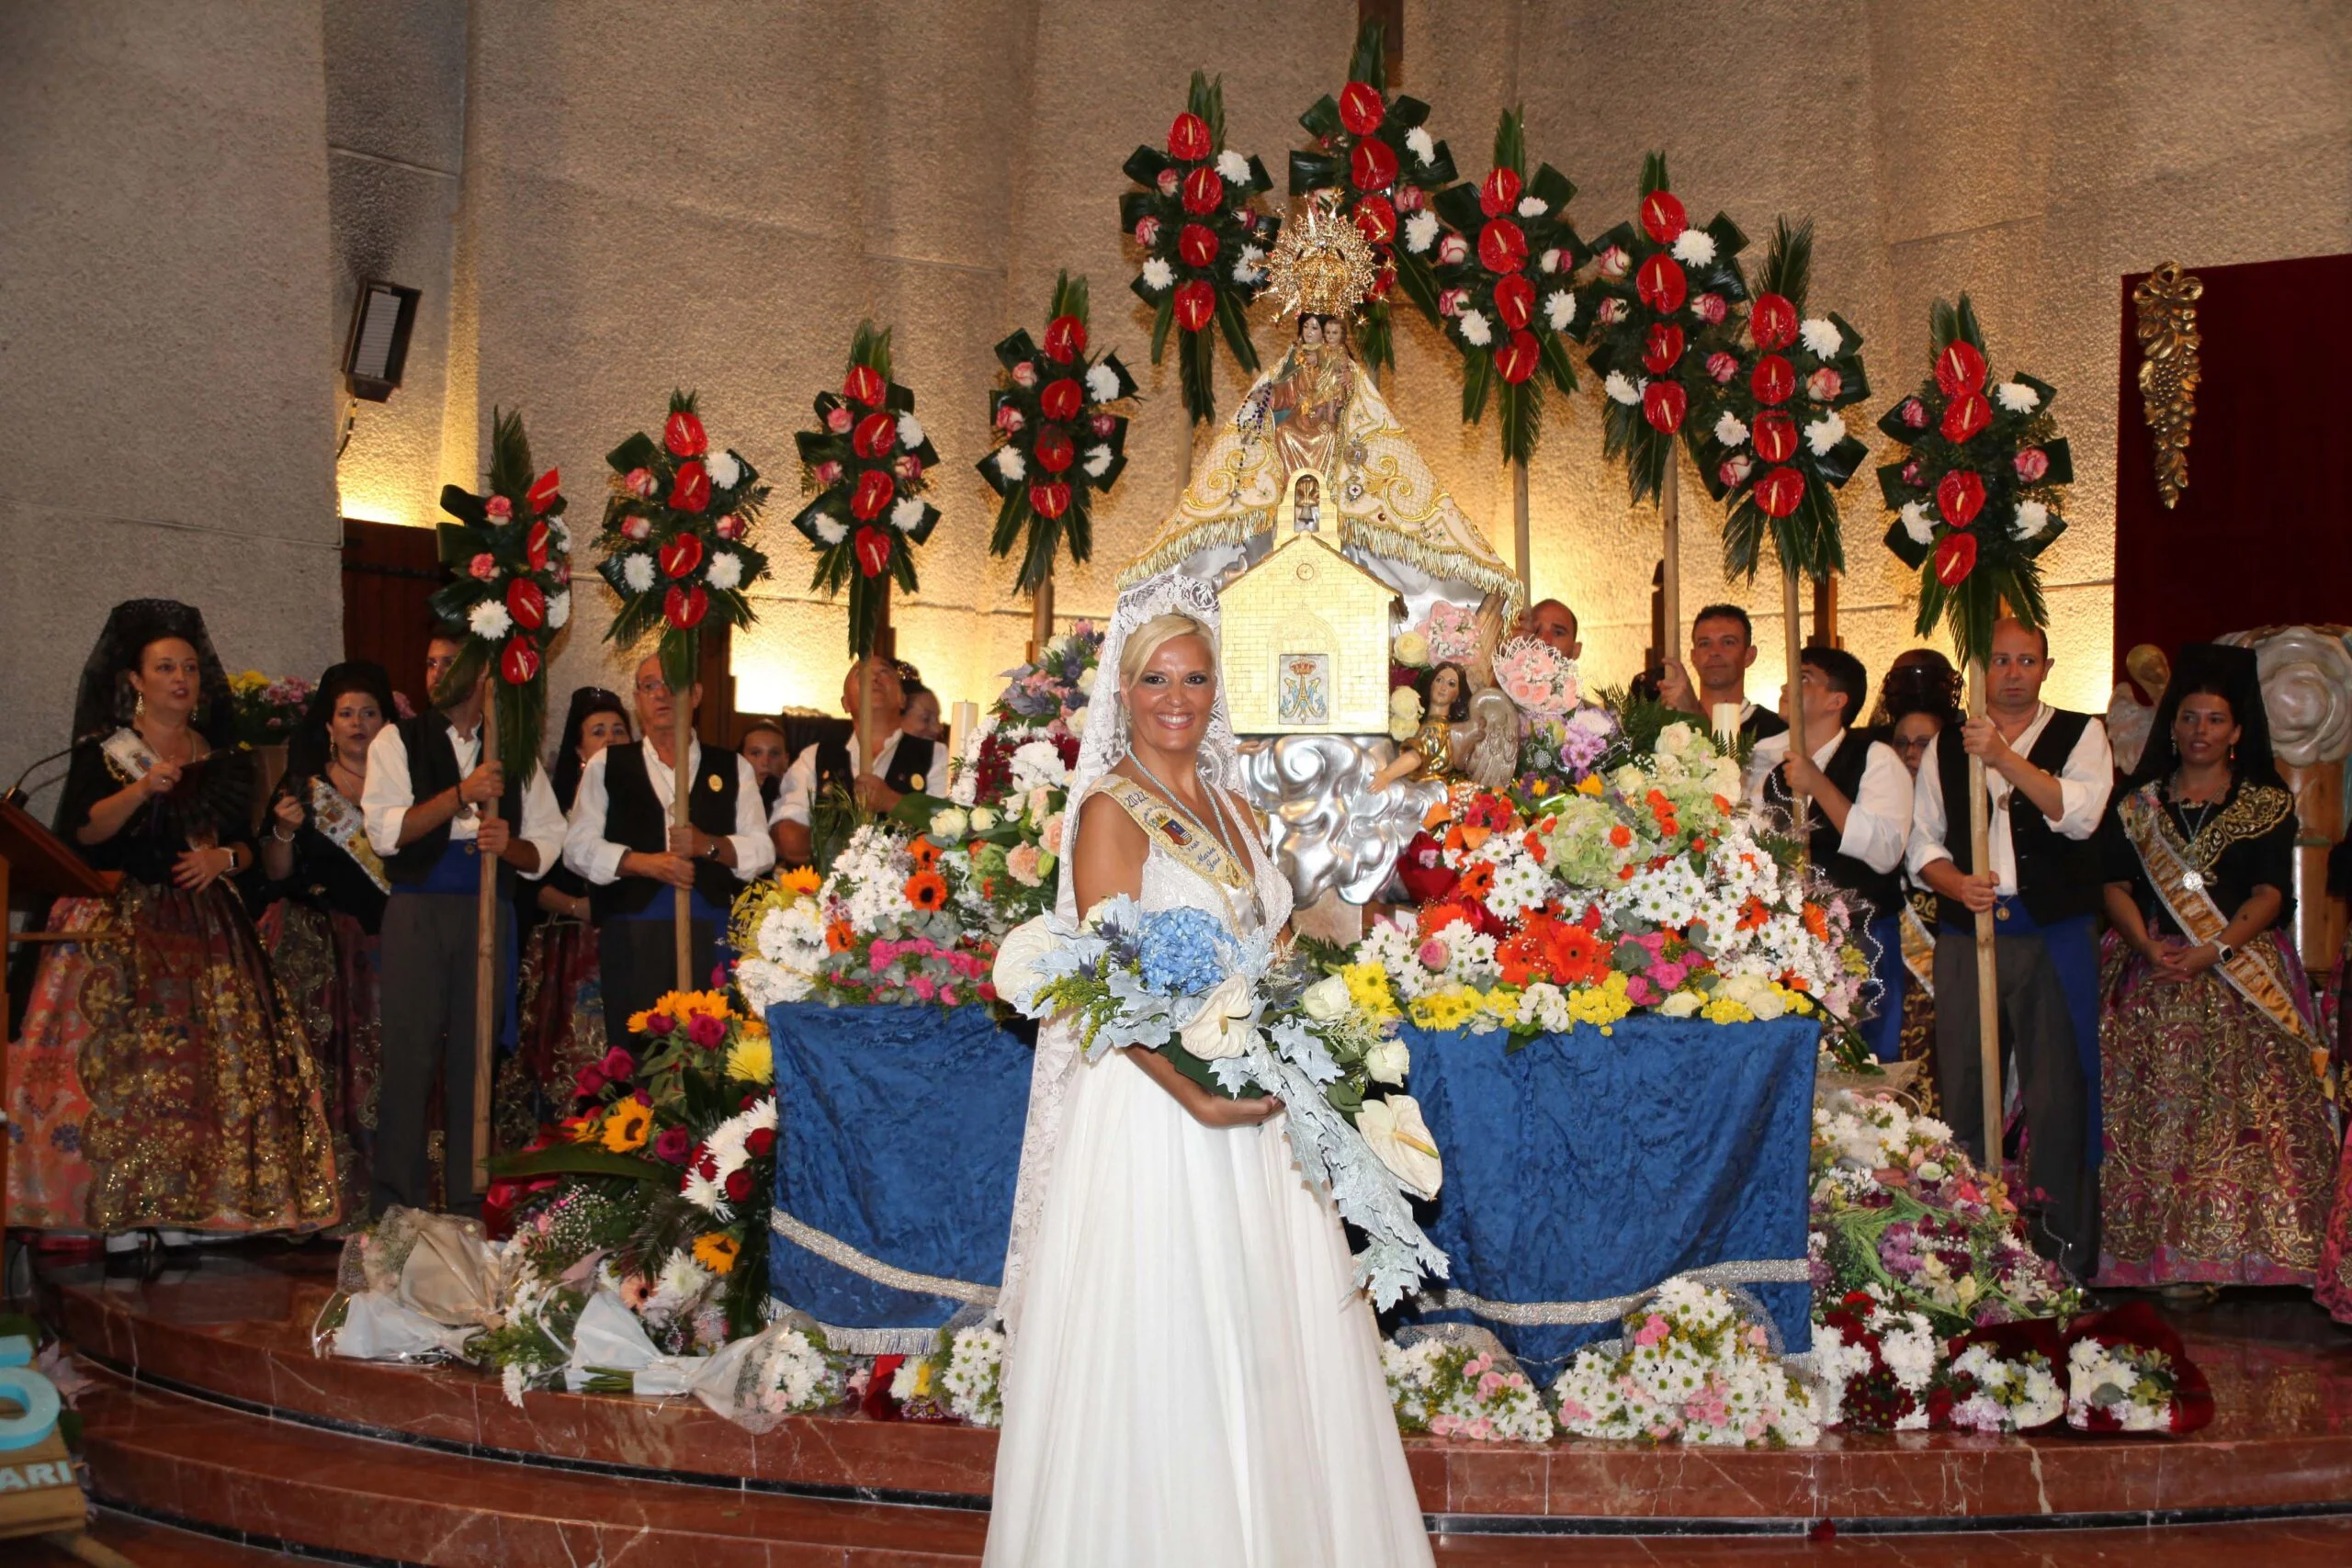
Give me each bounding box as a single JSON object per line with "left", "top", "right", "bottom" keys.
{"left": 1802, "top": 903, "right": 1830, "bottom": 942}
{"left": 909, "top": 837, "right": 941, "bottom": 872}
{"left": 904, "top": 870, "right": 949, "bottom": 911}
{"left": 780, "top": 865, "right": 822, "bottom": 896}
{"left": 824, "top": 919, "right": 854, "bottom": 953}
{"left": 1457, "top": 862, "right": 1497, "bottom": 901}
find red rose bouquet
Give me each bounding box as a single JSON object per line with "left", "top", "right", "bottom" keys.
{"left": 1425, "top": 108, "right": 1584, "bottom": 465}
{"left": 787, "top": 322, "right": 944, "bottom": 656}
{"left": 1573, "top": 152, "right": 1748, "bottom": 502}
{"left": 979, "top": 273, "right": 1137, "bottom": 595}
{"left": 595, "top": 390, "right": 771, "bottom": 691}
{"left": 431, "top": 407, "right": 571, "bottom": 770}
{"left": 1875, "top": 296, "right": 2073, "bottom": 667}
{"left": 1288, "top": 17, "right": 1457, "bottom": 373}
{"left": 1120, "top": 71, "right": 1280, "bottom": 423}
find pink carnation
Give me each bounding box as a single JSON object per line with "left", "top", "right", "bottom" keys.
{"left": 469, "top": 552, "right": 498, "bottom": 580}
{"left": 1418, "top": 939, "right": 1449, "bottom": 969}
{"left": 1634, "top": 1314, "right": 1669, "bottom": 1348}
{"left": 485, "top": 495, "right": 513, "bottom": 522}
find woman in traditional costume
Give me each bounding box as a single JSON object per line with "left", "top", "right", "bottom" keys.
{"left": 254, "top": 660, "right": 396, "bottom": 1213}
{"left": 2094, "top": 643, "right": 2338, "bottom": 1300}
{"left": 8, "top": 601, "right": 340, "bottom": 1264}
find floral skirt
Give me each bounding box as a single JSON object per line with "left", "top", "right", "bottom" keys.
{"left": 1897, "top": 974, "right": 1939, "bottom": 1119}
{"left": 256, "top": 900, "right": 380, "bottom": 1219}
{"left": 2095, "top": 930, "right": 2337, "bottom": 1289}
{"left": 8, "top": 883, "right": 343, "bottom": 1235}
{"left": 494, "top": 917, "right": 605, "bottom": 1151}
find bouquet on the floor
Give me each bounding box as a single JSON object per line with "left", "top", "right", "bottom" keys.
{"left": 1551, "top": 1276, "right": 1819, "bottom": 1448}
{"left": 1384, "top": 1337, "right": 1555, "bottom": 1444}
{"left": 2060, "top": 1301, "right": 2214, "bottom": 1435}
{"left": 995, "top": 897, "right": 1448, "bottom": 1307}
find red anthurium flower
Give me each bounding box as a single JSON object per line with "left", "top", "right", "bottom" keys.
{"left": 1934, "top": 530, "right": 1978, "bottom": 586}
{"left": 1634, "top": 252, "right": 1687, "bottom": 314}
{"left": 1035, "top": 427, "right": 1075, "bottom": 475}
{"left": 1638, "top": 189, "right": 1688, "bottom": 244}
{"left": 1753, "top": 409, "right": 1798, "bottom": 464}
{"left": 1478, "top": 166, "right": 1521, "bottom": 219}
{"left": 1178, "top": 222, "right": 1219, "bottom": 267}
{"left": 1351, "top": 138, "right": 1397, "bottom": 193}
{"left": 1353, "top": 194, "right": 1396, "bottom": 246}
{"left": 1042, "top": 314, "right": 1088, "bottom": 364}
{"left": 842, "top": 365, "right": 887, "bottom": 408}
{"left": 1934, "top": 340, "right": 1988, "bottom": 397}
{"left": 1477, "top": 218, "right": 1528, "bottom": 274}
{"left": 1940, "top": 391, "right": 1991, "bottom": 444}
{"left": 1339, "top": 81, "right": 1385, "bottom": 136}
{"left": 1029, "top": 481, "right": 1071, "bottom": 519}
{"left": 852, "top": 412, "right": 898, "bottom": 458}
{"left": 663, "top": 411, "right": 707, "bottom": 458}
{"left": 1936, "top": 469, "right": 1986, "bottom": 528}
{"left": 1753, "top": 466, "right": 1805, "bottom": 518}
{"left": 1040, "top": 378, "right": 1083, "bottom": 422}
{"left": 504, "top": 577, "right": 546, "bottom": 630}
{"left": 662, "top": 583, "right": 710, "bottom": 627}
{"left": 1181, "top": 166, "right": 1224, "bottom": 215}
{"left": 1494, "top": 331, "right": 1541, "bottom": 385}
{"left": 1642, "top": 321, "right": 1685, "bottom": 374}
{"left": 500, "top": 639, "right": 540, "bottom": 685}
{"left": 525, "top": 520, "right": 550, "bottom": 570}
{"left": 668, "top": 462, "right": 710, "bottom": 513}
{"left": 526, "top": 468, "right": 561, "bottom": 515}
{"left": 1642, "top": 379, "right": 1688, "bottom": 434}
{"left": 850, "top": 468, "right": 895, "bottom": 521}
{"left": 1494, "top": 274, "right": 1537, "bottom": 331}
{"left": 658, "top": 533, "right": 703, "bottom": 580}
{"left": 1748, "top": 293, "right": 1798, "bottom": 353}
{"left": 1750, "top": 354, "right": 1795, "bottom": 406}
{"left": 853, "top": 527, "right": 892, "bottom": 580}
{"left": 1167, "top": 111, "right": 1211, "bottom": 161}
{"left": 1173, "top": 280, "right": 1216, "bottom": 333}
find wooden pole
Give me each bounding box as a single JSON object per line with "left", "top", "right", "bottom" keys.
{"left": 1028, "top": 570, "right": 1056, "bottom": 664}
{"left": 672, "top": 683, "right": 693, "bottom": 992}
{"left": 1966, "top": 659, "right": 2001, "bottom": 1162}
{"left": 1512, "top": 458, "right": 1532, "bottom": 601}
{"left": 1781, "top": 568, "right": 1808, "bottom": 853}
{"left": 1660, "top": 457, "right": 1682, "bottom": 671}
{"left": 471, "top": 683, "right": 497, "bottom": 1196}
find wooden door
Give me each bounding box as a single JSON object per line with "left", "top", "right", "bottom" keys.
{"left": 341, "top": 519, "right": 442, "bottom": 714}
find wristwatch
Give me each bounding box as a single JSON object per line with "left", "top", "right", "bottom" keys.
{"left": 2212, "top": 941, "right": 2235, "bottom": 964}
{"left": 701, "top": 834, "right": 722, "bottom": 860}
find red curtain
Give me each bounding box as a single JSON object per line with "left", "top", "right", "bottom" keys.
{"left": 2113, "top": 253, "right": 2352, "bottom": 677}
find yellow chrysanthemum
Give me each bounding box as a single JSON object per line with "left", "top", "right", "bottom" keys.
{"left": 780, "top": 866, "right": 822, "bottom": 896}
{"left": 1340, "top": 963, "right": 1400, "bottom": 1022}
{"left": 601, "top": 1098, "right": 653, "bottom": 1152}
{"left": 1702, "top": 995, "right": 1757, "bottom": 1026}
{"left": 1566, "top": 974, "right": 1634, "bottom": 1031}
{"left": 1408, "top": 985, "right": 1484, "bottom": 1032}
{"left": 725, "top": 1032, "right": 774, "bottom": 1084}
{"left": 691, "top": 1233, "right": 741, "bottom": 1275}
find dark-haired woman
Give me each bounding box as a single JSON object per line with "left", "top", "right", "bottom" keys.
{"left": 254, "top": 661, "right": 395, "bottom": 1213}
{"left": 1876, "top": 654, "right": 1966, "bottom": 1112}
{"left": 2094, "top": 644, "right": 2336, "bottom": 1298}
{"left": 497, "top": 686, "right": 630, "bottom": 1141}
{"left": 7, "top": 601, "right": 340, "bottom": 1258}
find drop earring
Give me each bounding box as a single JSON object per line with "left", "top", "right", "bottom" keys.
{"left": 133, "top": 691, "right": 146, "bottom": 723}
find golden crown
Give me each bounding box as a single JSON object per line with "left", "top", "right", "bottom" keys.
{"left": 1262, "top": 190, "right": 1380, "bottom": 321}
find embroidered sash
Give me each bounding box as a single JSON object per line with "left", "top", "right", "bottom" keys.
{"left": 1092, "top": 775, "right": 1251, "bottom": 892}
{"left": 2118, "top": 784, "right": 2317, "bottom": 1053}
{"left": 1899, "top": 896, "right": 1936, "bottom": 998}
{"left": 99, "top": 727, "right": 157, "bottom": 783}
{"left": 310, "top": 775, "right": 391, "bottom": 894}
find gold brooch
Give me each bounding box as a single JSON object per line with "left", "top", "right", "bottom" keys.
{"left": 707, "top": 773, "right": 724, "bottom": 791}
{"left": 910, "top": 774, "right": 925, "bottom": 792}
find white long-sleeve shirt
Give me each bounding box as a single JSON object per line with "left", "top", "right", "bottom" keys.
{"left": 1746, "top": 726, "right": 1911, "bottom": 876}
{"left": 563, "top": 741, "right": 775, "bottom": 886}
{"left": 1906, "top": 704, "right": 2112, "bottom": 896}
{"left": 769, "top": 728, "right": 948, "bottom": 828}
{"left": 361, "top": 719, "right": 564, "bottom": 879}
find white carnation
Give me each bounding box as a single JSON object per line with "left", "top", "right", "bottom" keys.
{"left": 1604, "top": 370, "right": 1642, "bottom": 406}
{"left": 896, "top": 412, "right": 924, "bottom": 449}
{"left": 1403, "top": 211, "right": 1441, "bottom": 254}
{"left": 1538, "top": 248, "right": 1563, "bottom": 274}
{"left": 706, "top": 550, "right": 744, "bottom": 590}
{"left": 1406, "top": 127, "right": 1436, "bottom": 165}
{"left": 621, "top": 554, "right": 655, "bottom": 592}
{"left": 2014, "top": 499, "right": 2052, "bottom": 539}
{"left": 706, "top": 448, "right": 742, "bottom": 489}
{"left": 1900, "top": 502, "right": 1934, "bottom": 545}
{"left": 1084, "top": 364, "right": 1119, "bottom": 403}
{"left": 1140, "top": 257, "right": 1173, "bottom": 291}
{"left": 994, "top": 446, "right": 1025, "bottom": 482}
{"left": 1517, "top": 195, "right": 1547, "bottom": 219}
{"left": 1083, "top": 444, "right": 1112, "bottom": 478}
{"left": 1544, "top": 290, "right": 1576, "bottom": 331}
{"left": 1670, "top": 229, "right": 1715, "bottom": 265}
{"left": 546, "top": 589, "right": 571, "bottom": 629}
{"left": 1216, "top": 149, "right": 1250, "bottom": 186}
{"left": 1456, "top": 309, "right": 1492, "bottom": 347}
{"left": 1804, "top": 412, "right": 1847, "bottom": 456}
{"left": 889, "top": 496, "right": 924, "bottom": 534}
{"left": 1799, "top": 319, "right": 1843, "bottom": 358}
{"left": 1996, "top": 381, "right": 2041, "bottom": 413}
{"left": 1714, "top": 411, "right": 1749, "bottom": 448}
{"left": 813, "top": 514, "right": 846, "bottom": 546}
{"left": 468, "top": 600, "right": 513, "bottom": 640}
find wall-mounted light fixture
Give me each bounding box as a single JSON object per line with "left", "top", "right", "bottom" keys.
{"left": 341, "top": 280, "right": 421, "bottom": 401}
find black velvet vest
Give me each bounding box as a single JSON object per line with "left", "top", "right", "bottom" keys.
{"left": 382, "top": 712, "right": 523, "bottom": 895}
{"left": 589, "top": 741, "right": 743, "bottom": 918}
{"left": 1766, "top": 729, "right": 1899, "bottom": 920}
{"left": 1933, "top": 707, "right": 2103, "bottom": 928}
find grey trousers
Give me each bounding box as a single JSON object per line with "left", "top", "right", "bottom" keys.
{"left": 1931, "top": 929, "right": 2099, "bottom": 1279}
{"left": 376, "top": 893, "right": 510, "bottom": 1217}
{"left": 598, "top": 914, "right": 719, "bottom": 1051}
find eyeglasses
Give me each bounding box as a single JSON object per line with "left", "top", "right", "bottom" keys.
{"left": 1890, "top": 735, "right": 1935, "bottom": 755}
{"left": 634, "top": 679, "right": 676, "bottom": 696}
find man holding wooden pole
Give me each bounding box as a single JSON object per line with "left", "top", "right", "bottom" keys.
{"left": 1905, "top": 619, "right": 2112, "bottom": 1280}
{"left": 770, "top": 656, "right": 946, "bottom": 872}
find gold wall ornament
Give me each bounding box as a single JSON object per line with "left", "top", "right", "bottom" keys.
{"left": 1263, "top": 190, "right": 1380, "bottom": 322}
{"left": 2133, "top": 261, "right": 2202, "bottom": 509}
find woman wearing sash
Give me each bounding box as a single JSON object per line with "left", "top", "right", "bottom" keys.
{"left": 255, "top": 660, "right": 397, "bottom": 1213}
{"left": 2093, "top": 643, "right": 2336, "bottom": 1299}
{"left": 7, "top": 601, "right": 340, "bottom": 1263}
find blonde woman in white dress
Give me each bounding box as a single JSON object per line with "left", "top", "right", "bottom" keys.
{"left": 984, "top": 574, "right": 1433, "bottom": 1568}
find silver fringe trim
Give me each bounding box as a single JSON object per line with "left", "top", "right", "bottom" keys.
{"left": 768, "top": 1209, "right": 999, "bottom": 1308}
{"left": 765, "top": 1298, "right": 997, "bottom": 1360}
{"left": 1415, "top": 1259, "right": 1811, "bottom": 1327}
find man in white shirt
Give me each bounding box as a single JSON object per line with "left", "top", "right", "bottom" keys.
{"left": 362, "top": 626, "right": 566, "bottom": 1217}
{"left": 770, "top": 655, "right": 947, "bottom": 870}
{"left": 1905, "top": 618, "right": 2113, "bottom": 1280}
{"left": 1657, "top": 604, "right": 1790, "bottom": 745}
{"left": 1747, "top": 646, "right": 1912, "bottom": 1063}
{"left": 564, "top": 656, "right": 774, "bottom": 1043}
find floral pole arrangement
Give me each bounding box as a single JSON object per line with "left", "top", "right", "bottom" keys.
{"left": 1574, "top": 152, "right": 1748, "bottom": 644}
{"left": 978, "top": 274, "right": 1136, "bottom": 646}
{"left": 1288, "top": 16, "right": 1456, "bottom": 373}
{"left": 1875, "top": 294, "right": 2072, "bottom": 1141}
{"left": 1121, "top": 71, "right": 1280, "bottom": 424}
{"left": 787, "top": 321, "right": 942, "bottom": 660}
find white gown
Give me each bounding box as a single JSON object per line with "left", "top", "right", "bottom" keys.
{"left": 983, "top": 784, "right": 1434, "bottom": 1568}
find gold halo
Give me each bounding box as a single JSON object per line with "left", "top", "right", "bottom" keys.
{"left": 1262, "top": 190, "right": 1380, "bottom": 321}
